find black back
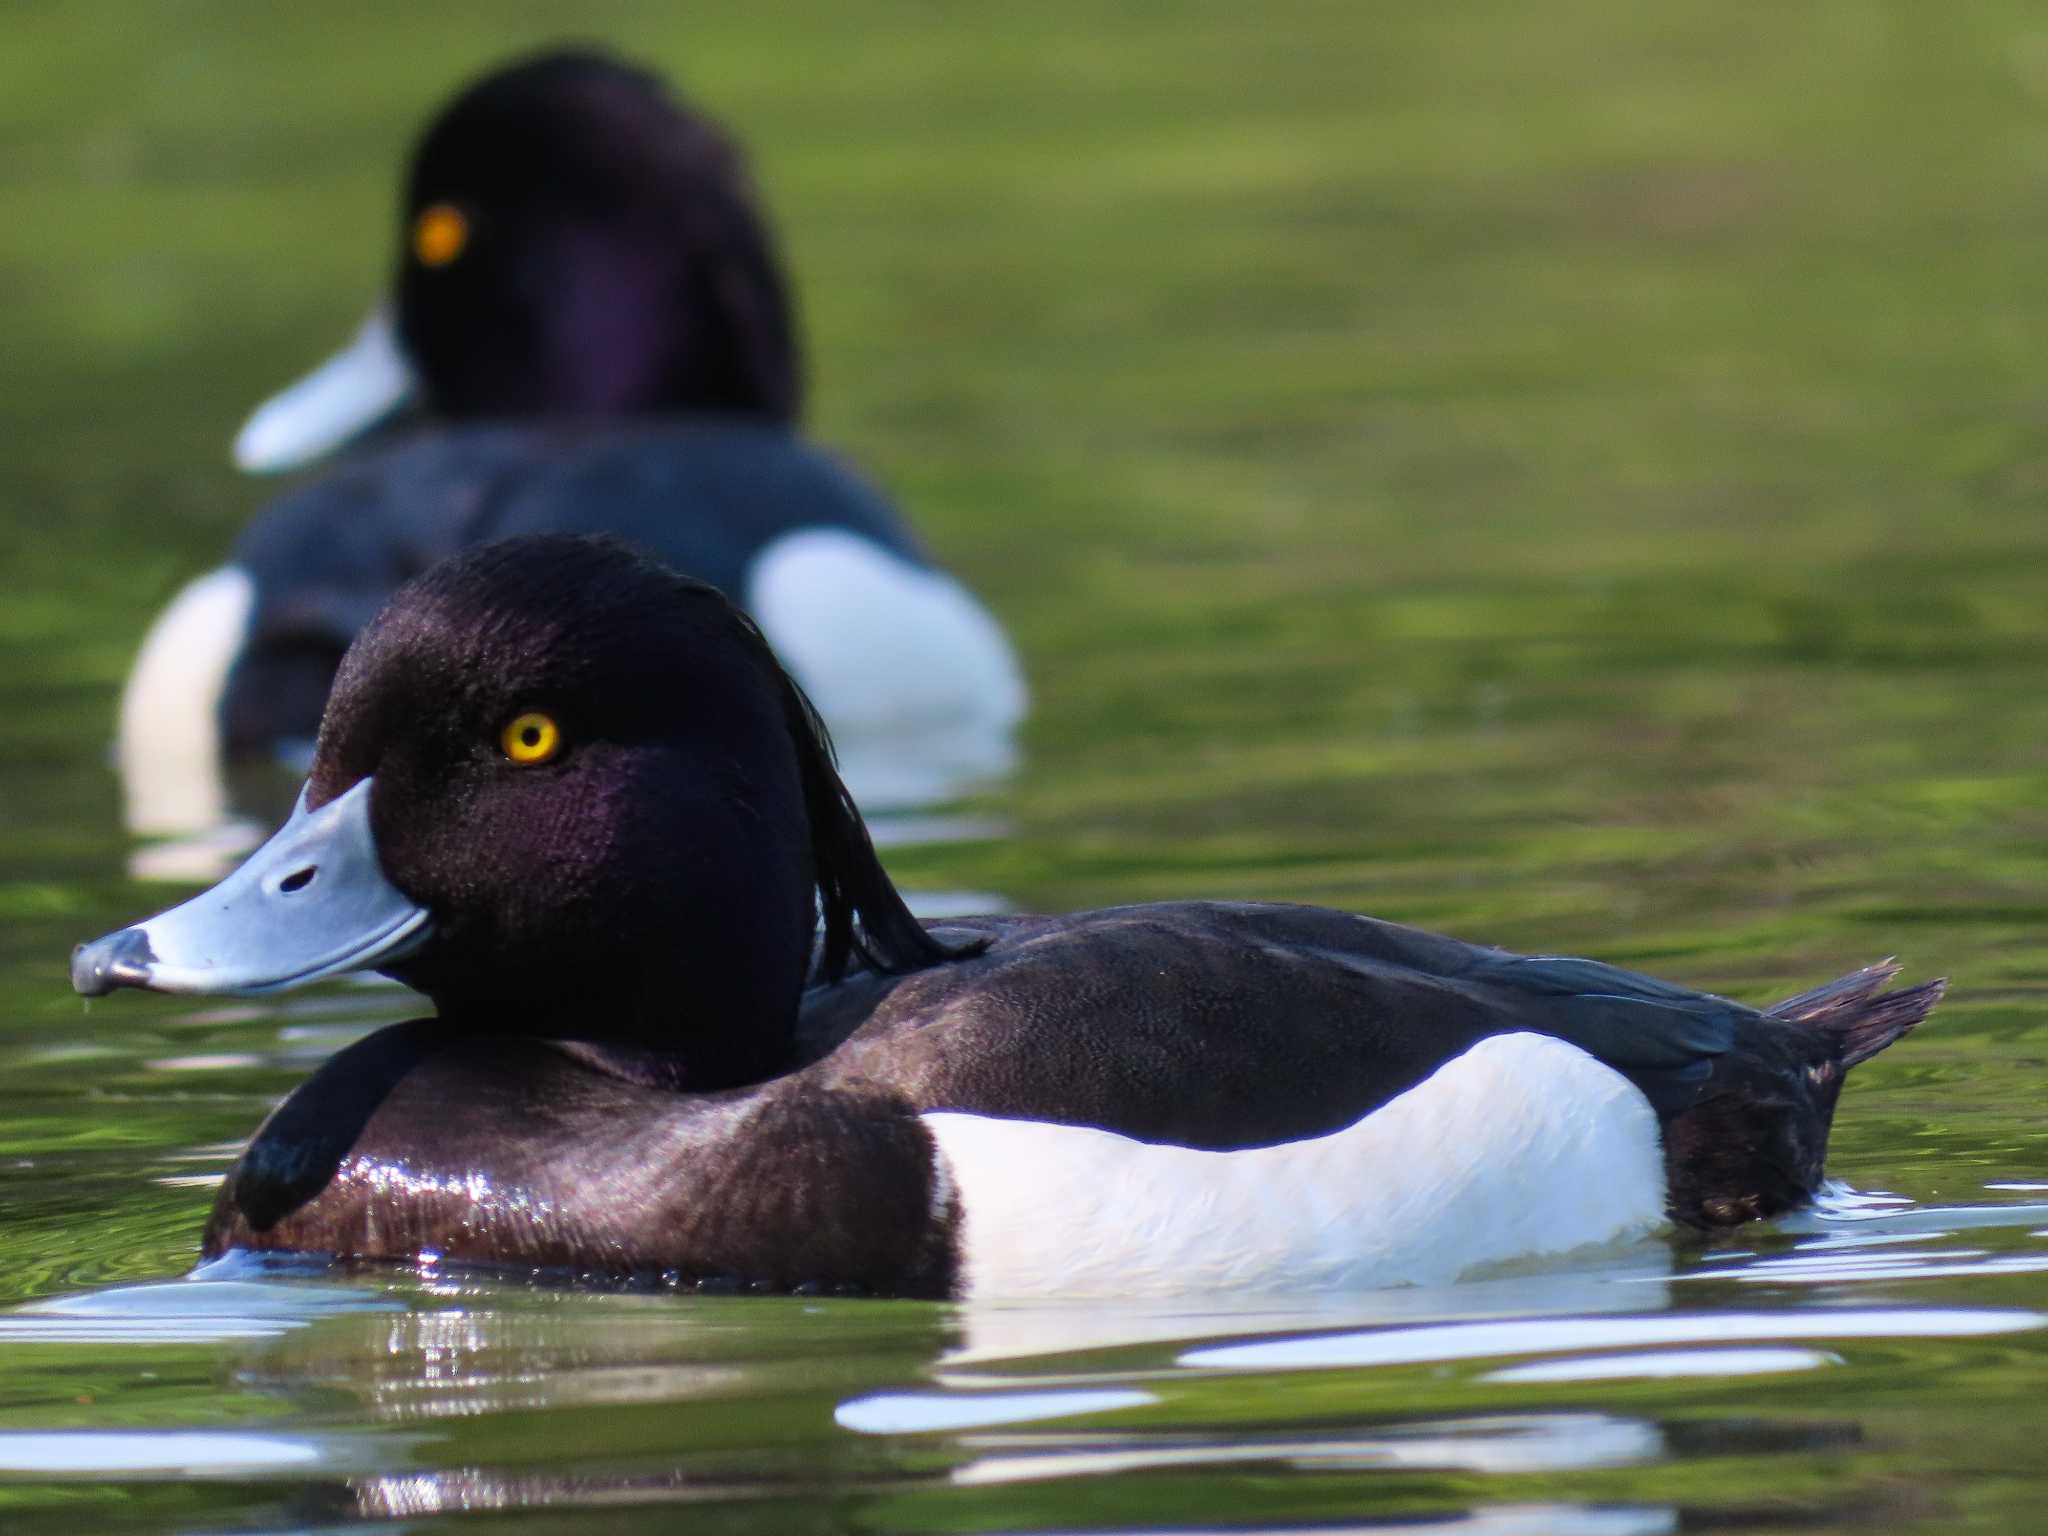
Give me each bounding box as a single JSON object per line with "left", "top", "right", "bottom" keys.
{"left": 221, "top": 425, "right": 925, "bottom": 755}
{"left": 798, "top": 903, "right": 1745, "bottom": 1148}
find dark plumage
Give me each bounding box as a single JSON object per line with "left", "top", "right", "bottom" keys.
{"left": 218, "top": 424, "right": 926, "bottom": 757}
{"left": 121, "top": 49, "right": 1021, "bottom": 829}
{"left": 391, "top": 49, "right": 798, "bottom": 423}
{"left": 78, "top": 537, "right": 1942, "bottom": 1297}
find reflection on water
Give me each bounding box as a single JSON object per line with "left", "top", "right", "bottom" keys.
{"left": 939, "top": 1412, "right": 1664, "bottom": 1485}
{"left": 1, "top": 1277, "right": 399, "bottom": 1344}
{"left": 0, "top": 1430, "right": 328, "bottom": 1475}
{"left": 19, "top": 833, "right": 2041, "bottom": 1534}
{"left": 0, "top": 1196, "right": 2042, "bottom": 1529}
{"left": 9, "top": 900, "right": 2048, "bottom": 1536}
{"left": 1481, "top": 1345, "right": 1838, "bottom": 1382}
{"left": 1174, "top": 1302, "right": 2044, "bottom": 1371}
{"left": 939, "top": 1243, "right": 1676, "bottom": 1371}
{"left": 837, "top": 1386, "right": 1159, "bottom": 1434}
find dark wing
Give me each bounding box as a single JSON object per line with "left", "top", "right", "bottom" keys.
{"left": 799, "top": 903, "right": 1743, "bottom": 1148}
{"left": 1451, "top": 950, "right": 1740, "bottom": 1115}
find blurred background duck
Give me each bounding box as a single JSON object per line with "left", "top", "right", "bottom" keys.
{"left": 118, "top": 48, "right": 1026, "bottom": 851}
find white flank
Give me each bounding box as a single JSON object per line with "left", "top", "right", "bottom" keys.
{"left": 117, "top": 566, "right": 256, "bottom": 836}
{"left": 745, "top": 528, "right": 1028, "bottom": 809}
{"left": 924, "top": 1032, "right": 1667, "bottom": 1300}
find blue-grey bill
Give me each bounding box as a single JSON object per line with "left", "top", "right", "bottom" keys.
{"left": 72, "top": 778, "right": 429, "bottom": 997}
{"left": 231, "top": 303, "right": 418, "bottom": 473}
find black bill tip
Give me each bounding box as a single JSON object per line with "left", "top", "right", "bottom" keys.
{"left": 72, "top": 928, "right": 158, "bottom": 997}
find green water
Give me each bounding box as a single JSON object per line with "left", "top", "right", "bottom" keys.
{"left": 5, "top": 2, "right": 2048, "bottom": 1530}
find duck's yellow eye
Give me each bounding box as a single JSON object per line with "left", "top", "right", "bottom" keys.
{"left": 413, "top": 203, "right": 469, "bottom": 268}
{"left": 500, "top": 711, "right": 562, "bottom": 766}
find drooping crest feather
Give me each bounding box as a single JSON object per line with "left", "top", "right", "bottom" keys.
{"left": 644, "top": 547, "right": 979, "bottom": 980}
{"left": 762, "top": 617, "right": 984, "bottom": 980}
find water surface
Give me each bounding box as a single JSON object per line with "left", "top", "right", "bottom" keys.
{"left": 4, "top": 3, "right": 2048, "bottom": 1531}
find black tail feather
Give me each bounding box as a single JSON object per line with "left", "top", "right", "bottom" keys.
{"left": 1662, "top": 960, "right": 1944, "bottom": 1229}
{"left": 1767, "top": 960, "right": 1947, "bottom": 1070}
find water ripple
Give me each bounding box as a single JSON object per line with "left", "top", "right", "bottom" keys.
{"left": 1176, "top": 1307, "right": 2044, "bottom": 1371}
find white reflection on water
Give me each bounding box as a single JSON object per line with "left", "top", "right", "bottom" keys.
{"left": 0, "top": 1276, "right": 399, "bottom": 1344}
{"left": 945, "top": 1412, "right": 1662, "bottom": 1486}
{"left": 0, "top": 1430, "right": 319, "bottom": 1474}
{"left": 1483, "top": 1346, "right": 1840, "bottom": 1383}
{"left": 346, "top": 1474, "right": 1673, "bottom": 1534}
{"left": 943, "top": 1242, "right": 1675, "bottom": 1373}
{"left": 234, "top": 1296, "right": 773, "bottom": 1425}
{"left": 1682, "top": 1248, "right": 2048, "bottom": 1286}
{"left": 1682, "top": 1189, "right": 2048, "bottom": 1285}
{"left": 1781, "top": 1183, "right": 2048, "bottom": 1235}
{"left": 1018, "top": 1510, "right": 1675, "bottom": 1536}
{"left": 837, "top": 1386, "right": 1156, "bottom": 1434}
{"left": 143, "top": 1053, "right": 263, "bottom": 1072}
{"left": 1780, "top": 1230, "right": 1941, "bottom": 1252}
{"left": 1176, "top": 1307, "right": 2044, "bottom": 1371}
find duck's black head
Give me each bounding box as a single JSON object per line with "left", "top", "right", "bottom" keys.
{"left": 77, "top": 536, "right": 955, "bottom": 1087}
{"left": 397, "top": 49, "right": 800, "bottom": 424}
{"left": 232, "top": 50, "right": 800, "bottom": 472}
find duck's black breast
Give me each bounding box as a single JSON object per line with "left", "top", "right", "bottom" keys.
{"left": 205, "top": 1021, "right": 957, "bottom": 1296}
{"left": 222, "top": 423, "right": 924, "bottom": 752}
{"left": 798, "top": 900, "right": 1747, "bottom": 1149}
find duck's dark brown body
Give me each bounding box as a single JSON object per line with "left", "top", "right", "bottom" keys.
{"left": 203, "top": 1023, "right": 959, "bottom": 1295}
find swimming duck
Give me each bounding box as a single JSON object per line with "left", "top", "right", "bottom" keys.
{"left": 118, "top": 49, "right": 1024, "bottom": 837}
{"left": 76, "top": 537, "right": 1943, "bottom": 1299}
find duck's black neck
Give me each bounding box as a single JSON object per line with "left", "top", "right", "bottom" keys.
{"left": 386, "top": 816, "right": 818, "bottom": 1094}
{"left": 541, "top": 1032, "right": 783, "bottom": 1094}
{"left": 416, "top": 919, "right": 810, "bottom": 1093}
{"left": 549, "top": 961, "right": 807, "bottom": 1092}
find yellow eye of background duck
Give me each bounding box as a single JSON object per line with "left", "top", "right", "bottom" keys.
{"left": 412, "top": 203, "right": 469, "bottom": 267}
{"left": 500, "top": 712, "right": 562, "bottom": 765}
